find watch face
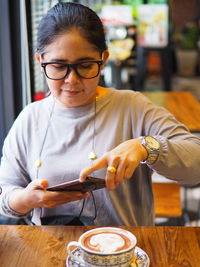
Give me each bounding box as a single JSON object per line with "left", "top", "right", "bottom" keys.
{"left": 145, "top": 136, "right": 160, "bottom": 149}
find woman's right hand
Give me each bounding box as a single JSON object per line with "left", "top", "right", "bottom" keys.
{"left": 9, "top": 179, "right": 90, "bottom": 214}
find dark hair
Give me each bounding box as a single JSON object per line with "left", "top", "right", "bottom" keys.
{"left": 36, "top": 2, "right": 107, "bottom": 55}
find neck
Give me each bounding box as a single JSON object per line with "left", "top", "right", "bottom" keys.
{"left": 53, "top": 86, "right": 109, "bottom": 108}
{"left": 96, "top": 86, "right": 109, "bottom": 101}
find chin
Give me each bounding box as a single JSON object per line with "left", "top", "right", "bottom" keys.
{"left": 58, "top": 94, "right": 94, "bottom": 108}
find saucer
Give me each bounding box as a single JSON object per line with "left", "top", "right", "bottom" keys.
{"left": 66, "top": 246, "right": 150, "bottom": 267}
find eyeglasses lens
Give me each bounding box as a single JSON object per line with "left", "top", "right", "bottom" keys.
{"left": 45, "top": 62, "right": 100, "bottom": 79}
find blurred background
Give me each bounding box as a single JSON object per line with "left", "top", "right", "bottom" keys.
{"left": 1, "top": 0, "right": 200, "bottom": 145}
{"left": 0, "top": 0, "right": 200, "bottom": 226}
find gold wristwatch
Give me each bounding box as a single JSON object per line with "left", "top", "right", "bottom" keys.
{"left": 140, "top": 136, "right": 160, "bottom": 165}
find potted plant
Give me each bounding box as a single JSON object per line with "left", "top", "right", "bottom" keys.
{"left": 174, "top": 21, "right": 199, "bottom": 76}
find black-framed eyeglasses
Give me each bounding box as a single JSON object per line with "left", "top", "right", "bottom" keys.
{"left": 41, "top": 60, "right": 103, "bottom": 80}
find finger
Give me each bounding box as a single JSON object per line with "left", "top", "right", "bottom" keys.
{"left": 106, "top": 157, "right": 120, "bottom": 190}
{"left": 79, "top": 157, "right": 107, "bottom": 182}
{"left": 47, "top": 190, "right": 83, "bottom": 198}
{"left": 43, "top": 191, "right": 90, "bottom": 208}
{"left": 106, "top": 171, "right": 116, "bottom": 190}
{"left": 124, "top": 166, "right": 134, "bottom": 180}
{"left": 83, "top": 192, "right": 91, "bottom": 198}
{"left": 29, "top": 179, "right": 49, "bottom": 190}
{"left": 62, "top": 191, "right": 90, "bottom": 199}
{"left": 59, "top": 191, "right": 86, "bottom": 201}
{"left": 41, "top": 180, "right": 49, "bottom": 188}
{"left": 115, "top": 161, "right": 126, "bottom": 185}
{"left": 124, "top": 161, "right": 137, "bottom": 179}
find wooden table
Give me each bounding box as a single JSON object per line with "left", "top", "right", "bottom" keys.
{"left": 143, "top": 91, "right": 200, "bottom": 132}
{"left": 0, "top": 225, "right": 199, "bottom": 267}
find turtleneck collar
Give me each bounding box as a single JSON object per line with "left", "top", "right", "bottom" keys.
{"left": 46, "top": 88, "right": 114, "bottom": 118}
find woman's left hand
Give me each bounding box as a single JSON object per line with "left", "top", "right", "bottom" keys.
{"left": 80, "top": 139, "right": 148, "bottom": 190}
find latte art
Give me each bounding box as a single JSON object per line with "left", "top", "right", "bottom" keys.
{"left": 83, "top": 232, "right": 131, "bottom": 253}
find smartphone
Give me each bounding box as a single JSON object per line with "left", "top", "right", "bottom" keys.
{"left": 46, "top": 176, "right": 106, "bottom": 193}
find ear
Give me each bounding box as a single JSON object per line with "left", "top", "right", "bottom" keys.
{"left": 35, "top": 53, "right": 44, "bottom": 72}
{"left": 101, "top": 50, "right": 109, "bottom": 69}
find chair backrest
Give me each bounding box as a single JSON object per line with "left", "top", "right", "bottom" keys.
{"left": 152, "top": 182, "right": 182, "bottom": 218}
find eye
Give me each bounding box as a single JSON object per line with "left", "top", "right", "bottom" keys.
{"left": 78, "top": 63, "right": 93, "bottom": 69}
{"left": 50, "top": 64, "right": 66, "bottom": 70}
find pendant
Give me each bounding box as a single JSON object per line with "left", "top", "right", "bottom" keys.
{"left": 35, "top": 159, "right": 42, "bottom": 167}
{"left": 88, "top": 151, "right": 97, "bottom": 160}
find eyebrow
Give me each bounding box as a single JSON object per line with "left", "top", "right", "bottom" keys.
{"left": 48, "top": 57, "right": 97, "bottom": 63}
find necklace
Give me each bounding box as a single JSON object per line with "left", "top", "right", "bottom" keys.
{"left": 88, "top": 97, "right": 97, "bottom": 160}
{"left": 35, "top": 96, "right": 98, "bottom": 172}
{"left": 34, "top": 100, "right": 56, "bottom": 175}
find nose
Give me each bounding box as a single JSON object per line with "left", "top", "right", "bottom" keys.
{"left": 64, "top": 67, "right": 80, "bottom": 83}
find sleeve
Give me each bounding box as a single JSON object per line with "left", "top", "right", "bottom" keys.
{"left": 133, "top": 92, "right": 200, "bottom": 185}
{"left": 0, "top": 106, "right": 33, "bottom": 218}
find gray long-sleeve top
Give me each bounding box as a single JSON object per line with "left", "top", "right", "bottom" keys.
{"left": 0, "top": 88, "right": 200, "bottom": 225}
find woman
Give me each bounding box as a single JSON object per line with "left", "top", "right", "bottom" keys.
{"left": 0, "top": 2, "right": 200, "bottom": 226}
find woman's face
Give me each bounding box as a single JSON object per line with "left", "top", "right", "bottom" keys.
{"left": 36, "top": 29, "right": 108, "bottom": 108}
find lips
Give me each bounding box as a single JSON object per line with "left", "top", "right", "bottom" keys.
{"left": 61, "top": 89, "right": 82, "bottom": 96}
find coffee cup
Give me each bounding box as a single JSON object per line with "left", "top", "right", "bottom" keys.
{"left": 67, "top": 227, "right": 137, "bottom": 267}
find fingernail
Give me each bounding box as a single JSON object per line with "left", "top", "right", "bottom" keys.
{"left": 41, "top": 180, "right": 48, "bottom": 187}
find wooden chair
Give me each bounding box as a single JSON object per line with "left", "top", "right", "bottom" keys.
{"left": 152, "top": 182, "right": 182, "bottom": 218}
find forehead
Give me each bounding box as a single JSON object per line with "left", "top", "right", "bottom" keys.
{"left": 42, "top": 29, "right": 100, "bottom": 61}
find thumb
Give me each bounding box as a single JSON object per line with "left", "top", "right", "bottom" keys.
{"left": 31, "top": 179, "right": 49, "bottom": 190}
